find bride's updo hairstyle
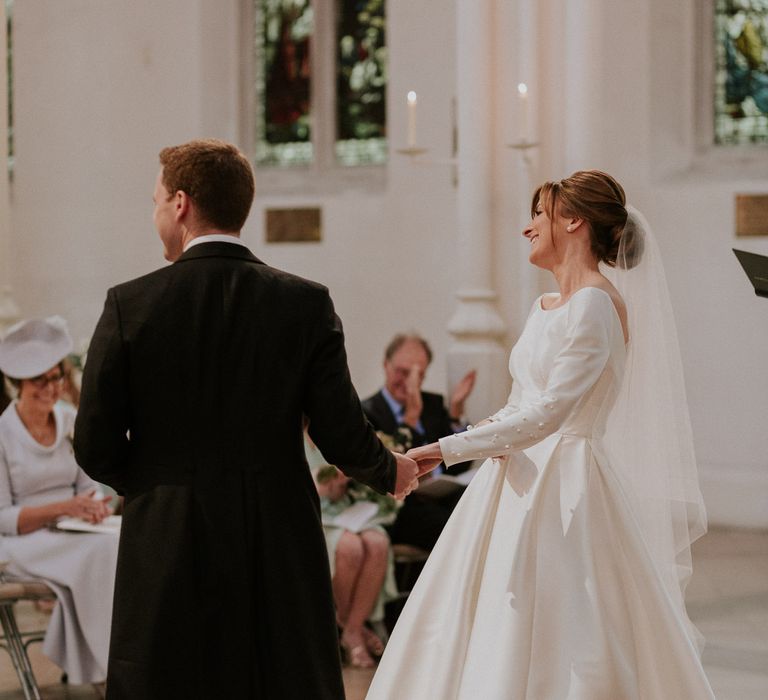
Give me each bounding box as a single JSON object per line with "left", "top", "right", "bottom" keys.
{"left": 532, "top": 169, "right": 641, "bottom": 269}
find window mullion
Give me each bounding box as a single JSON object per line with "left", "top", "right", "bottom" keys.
{"left": 311, "top": 0, "right": 336, "bottom": 173}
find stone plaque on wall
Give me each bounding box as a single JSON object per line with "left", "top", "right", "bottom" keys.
{"left": 265, "top": 207, "right": 322, "bottom": 243}
{"left": 735, "top": 195, "right": 768, "bottom": 237}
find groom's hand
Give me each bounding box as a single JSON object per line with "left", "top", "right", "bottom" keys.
{"left": 391, "top": 452, "right": 419, "bottom": 500}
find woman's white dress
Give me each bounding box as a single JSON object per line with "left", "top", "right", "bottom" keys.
{"left": 0, "top": 401, "right": 119, "bottom": 684}
{"left": 366, "top": 287, "right": 714, "bottom": 699}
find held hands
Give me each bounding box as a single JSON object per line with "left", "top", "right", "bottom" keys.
{"left": 66, "top": 490, "right": 112, "bottom": 524}
{"left": 405, "top": 442, "right": 444, "bottom": 478}
{"left": 391, "top": 451, "right": 420, "bottom": 500}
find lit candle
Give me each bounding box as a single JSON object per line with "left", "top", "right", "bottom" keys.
{"left": 407, "top": 91, "right": 418, "bottom": 148}
{"left": 517, "top": 83, "right": 529, "bottom": 142}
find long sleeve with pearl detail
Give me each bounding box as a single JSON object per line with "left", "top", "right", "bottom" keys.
{"left": 439, "top": 288, "right": 619, "bottom": 467}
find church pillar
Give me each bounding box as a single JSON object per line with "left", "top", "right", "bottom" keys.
{"left": 446, "top": 0, "right": 509, "bottom": 423}
{"left": 0, "top": 3, "right": 20, "bottom": 334}
{"left": 563, "top": 0, "right": 603, "bottom": 168}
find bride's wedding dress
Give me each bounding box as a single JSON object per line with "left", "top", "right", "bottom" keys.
{"left": 366, "top": 287, "right": 714, "bottom": 699}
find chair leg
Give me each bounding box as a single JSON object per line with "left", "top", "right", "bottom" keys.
{"left": 0, "top": 604, "right": 42, "bottom": 700}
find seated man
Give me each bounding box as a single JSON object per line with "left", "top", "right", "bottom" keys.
{"left": 362, "top": 333, "right": 475, "bottom": 550}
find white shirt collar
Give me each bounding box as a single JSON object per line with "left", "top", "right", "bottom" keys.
{"left": 183, "top": 234, "right": 249, "bottom": 252}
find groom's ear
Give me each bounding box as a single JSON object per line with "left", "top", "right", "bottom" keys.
{"left": 174, "top": 190, "right": 192, "bottom": 222}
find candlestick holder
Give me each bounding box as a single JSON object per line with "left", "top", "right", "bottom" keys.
{"left": 395, "top": 146, "right": 429, "bottom": 157}
{"left": 507, "top": 139, "right": 539, "bottom": 150}
{"left": 396, "top": 146, "right": 460, "bottom": 165}
{"left": 507, "top": 139, "right": 539, "bottom": 166}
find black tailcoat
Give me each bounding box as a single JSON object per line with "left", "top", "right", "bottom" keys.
{"left": 74, "top": 242, "right": 395, "bottom": 699}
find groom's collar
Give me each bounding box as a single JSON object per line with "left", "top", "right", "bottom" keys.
{"left": 174, "top": 240, "right": 264, "bottom": 266}
{"left": 184, "top": 233, "right": 249, "bottom": 252}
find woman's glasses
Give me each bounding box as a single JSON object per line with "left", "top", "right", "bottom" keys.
{"left": 28, "top": 372, "right": 65, "bottom": 389}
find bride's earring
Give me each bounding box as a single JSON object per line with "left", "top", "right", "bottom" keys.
{"left": 566, "top": 225, "right": 574, "bottom": 232}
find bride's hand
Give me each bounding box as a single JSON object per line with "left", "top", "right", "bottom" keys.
{"left": 405, "top": 442, "right": 444, "bottom": 477}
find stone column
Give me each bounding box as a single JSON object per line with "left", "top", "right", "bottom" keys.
{"left": 446, "top": 0, "right": 509, "bottom": 423}
{"left": 563, "top": 0, "right": 603, "bottom": 168}
{"left": 0, "top": 3, "right": 20, "bottom": 334}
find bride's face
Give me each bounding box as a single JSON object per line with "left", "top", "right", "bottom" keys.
{"left": 523, "top": 198, "right": 567, "bottom": 269}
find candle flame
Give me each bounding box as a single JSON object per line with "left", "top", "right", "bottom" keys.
{"left": 517, "top": 83, "right": 528, "bottom": 96}
{"left": 407, "top": 91, "right": 417, "bottom": 104}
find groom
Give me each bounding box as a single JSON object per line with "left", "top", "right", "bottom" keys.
{"left": 74, "top": 139, "right": 418, "bottom": 699}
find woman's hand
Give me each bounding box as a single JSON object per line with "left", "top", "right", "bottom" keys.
{"left": 405, "top": 442, "right": 444, "bottom": 477}
{"left": 66, "top": 490, "right": 112, "bottom": 524}
{"left": 17, "top": 489, "right": 113, "bottom": 534}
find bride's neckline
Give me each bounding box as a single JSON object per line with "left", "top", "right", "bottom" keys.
{"left": 538, "top": 286, "right": 610, "bottom": 312}
{"left": 538, "top": 286, "right": 629, "bottom": 344}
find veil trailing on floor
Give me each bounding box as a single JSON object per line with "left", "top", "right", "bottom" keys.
{"left": 601, "top": 206, "right": 708, "bottom": 651}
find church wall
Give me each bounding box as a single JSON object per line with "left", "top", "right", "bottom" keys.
{"left": 8, "top": 0, "right": 460, "bottom": 402}
{"left": 246, "top": 0, "right": 460, "bottom": 399}
{"left": 10, "top": 0, "right": 211, "bottom": 346}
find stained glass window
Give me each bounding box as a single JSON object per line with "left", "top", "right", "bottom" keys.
{"left": 253, "top": 0, "right": 387, "bottom": 169}
{"left": 335, "top": 0, "right": 387, "bottom": 165}
{"left": 715, "top": 0, "right": 768, "bottom": 145}
{"left": 255, "top": 0, "right": 314, "bottom": 166}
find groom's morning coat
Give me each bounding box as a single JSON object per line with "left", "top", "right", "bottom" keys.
{"left": 74, "top": 242, "right": 395, "bottom": 699}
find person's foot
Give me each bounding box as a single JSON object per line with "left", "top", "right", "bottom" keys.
{"left": 362, "top": 626, "right": 385, "bottom": 657}
{"left": 341, "top": 630, "right": 375, "bottom": 668}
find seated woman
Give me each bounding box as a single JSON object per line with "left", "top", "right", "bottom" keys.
{"left": 306, "top": 436, "right": 398, "bottom": 669}
{"left": 0, "top": 316, "right": 119, "bottom": 691}
{"left": 0, "top": 370, "right": 10, "bottom": 414}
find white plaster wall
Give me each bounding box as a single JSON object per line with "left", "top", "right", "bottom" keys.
{"left": 10, "top": 0, "right": 214, "bottom": 346}
{"left": 6, "top": 0, "right": 766, "bottom": 526}
{"left": 8, "top": 0, "right": 459, "bottom": 398}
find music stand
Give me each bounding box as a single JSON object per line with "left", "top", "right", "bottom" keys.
{"left": 733, "top": 249, "right": 768, "bottom": 298}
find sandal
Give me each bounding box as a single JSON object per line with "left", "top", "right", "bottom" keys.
{"left": 341, "top": 631, "right": 376, "bottom": 669}
{"left": 346, "top": 643, "right": 375, "bottom": 668}
{"left": 362, "top": 626, "right": 385, "bottom": 657}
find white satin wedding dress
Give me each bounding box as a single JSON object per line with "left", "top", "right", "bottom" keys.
{"left": 366, "top": 287, "right": 714, "bottom": 699}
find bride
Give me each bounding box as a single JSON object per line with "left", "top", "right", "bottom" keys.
{"left": 366, "top": 170, "right": 715, "bottom": 699}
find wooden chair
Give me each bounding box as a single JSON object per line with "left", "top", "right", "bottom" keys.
{"left": 391, "top": 543, "right": 430, "bottom": 598}
{"left": 0, "top": 563, "right": 56, "bottom": 700}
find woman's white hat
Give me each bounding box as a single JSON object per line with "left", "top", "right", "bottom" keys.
{"left": 0, "top": 316, "right": 74, "bottom": 379}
